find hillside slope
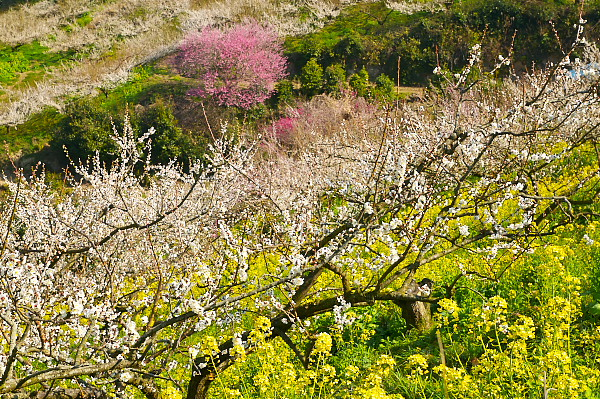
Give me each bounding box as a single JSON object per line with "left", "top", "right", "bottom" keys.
{"left": 0, "top": 0, "right": 350, "bottom": 128}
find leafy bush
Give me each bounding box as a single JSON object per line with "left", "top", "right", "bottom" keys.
{"left": 374, "top": 73, "right": 395, "bottom": 102}
{"left": 324, "top": 63, "right": 347, "bottom": 95}
{"left": 332, "top": 33, "right": 365, "bottom": 68}
{"left": 349, "top": 67, "right": 370, "bottom": 98}
{"left": 300, "top": 57, "right": 324, "bottom": 97}
{"left": 274, "top": 79, "right": 295, "bottom": 107}
{"left": 53, "top": 98, "right": 118, "bottom": 164}
{"left": 177, "top": 20, "right": 288, "bottom": 109}
{"left": 284, "top": 0, "right": 594, "bottom": 86}
{"left": 137, "top": 99, "right": 202, "bottom": 166}
{"left": 52, "top": 98, "right": 201, "bottom": 167}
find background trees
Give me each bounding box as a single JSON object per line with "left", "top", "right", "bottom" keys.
{"left": 52, "top": 96, "right": 201, "bottom": 167}
{"left": 177, "top": 20, "right": 288, "bottom": 109}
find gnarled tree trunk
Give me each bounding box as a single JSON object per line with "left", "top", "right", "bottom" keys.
{"left": 396, "top": 278, "right": 434, "bottom": 331}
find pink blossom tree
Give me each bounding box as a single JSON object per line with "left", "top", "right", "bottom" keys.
{"left": 178, "top": 21, "right": 288, "bottom": 109}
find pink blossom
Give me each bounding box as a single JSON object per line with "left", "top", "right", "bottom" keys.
{"left": 270, "top": 116, "right": 297, "bottom": 142}
{"left": 178, "top": 20, "right": 288, "bottom": 109}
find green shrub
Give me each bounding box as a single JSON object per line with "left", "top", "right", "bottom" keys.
{"left": 374, "top": 73, "right": 395, "bottom": 102}
{"left": 300, "top": 58, "right": 324, "bottom": 97}
{"left": 332, "top": 34, "right": 364, "bottom": 68}
{"left": 52, "top": 97, "right": 202, "bottom": 168}
{"left": 138, "top": 99, "right": 202, "bottom": 166}
{"left": 349, "top": 67, "right": 370, "bottom": 98}
{"left": 298, "top": 37, "right": 327, "bottom": 60}
{"left": 283, "top": 0, "right": 594, "bottom": 87}
{"left": 274, "top": 79, "right": 295, "bottom": 106}
{"left": 53, "top": 98, "right": 118, "bottom": 164}
{"left": 323, "top": 63, "right": 347, "bottom": 95}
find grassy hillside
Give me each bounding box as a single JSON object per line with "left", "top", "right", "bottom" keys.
{"left": 0, "top": 0, "right": 347, "bottom": 127}
{"left": 0, "top": 0, "right": 354, "bottom": 169}
{"left": 2, "top": 0, "right": 597, "bottom": 172}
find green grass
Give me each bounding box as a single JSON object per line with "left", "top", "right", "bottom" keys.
{"left": 0, "top": 41, "right": 79, "bottom": 87}
{"left": 75, "top": 11, "right": 93, "bottom": 27}
{"left": 0, "top": 41, "right": 76, "bottom": 67}
{"left": 1, "top": 107, "right": 64, "bottom": 155}
{"left": 285, "top": 2, "right": 424, "bottom": 53}
{"left": 101, "top": 65, "right": 189, "bottom": 110}
{"left": 61, "top": 11, "right": 94, "bottom": 33}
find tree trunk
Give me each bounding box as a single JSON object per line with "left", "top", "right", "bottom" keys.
{"left": 396, "top": 278, "right": 434, "bottom": 331}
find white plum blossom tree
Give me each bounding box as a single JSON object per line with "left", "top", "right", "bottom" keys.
{"left": 2, "top": 39, "right": 600, "bottom": 398}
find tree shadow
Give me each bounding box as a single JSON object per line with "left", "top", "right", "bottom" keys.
{"left": 1, "top": 145, "right": 67, "bottom": 180}
{"left": 0, "top": 0, "right": 41, "bottom": 12}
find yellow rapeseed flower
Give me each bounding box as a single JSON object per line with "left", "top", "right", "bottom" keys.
{"left": 313, "top": 332, "right": 333, "bottom": 355}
